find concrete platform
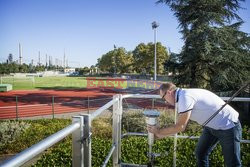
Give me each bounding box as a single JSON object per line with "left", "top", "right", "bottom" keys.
{"left": 0, "top": 84, "right": 12, "bottom": 92}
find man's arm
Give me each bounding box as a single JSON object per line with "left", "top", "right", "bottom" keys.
{"left": 147, "top": 111, "right": 191, "bottom": 139}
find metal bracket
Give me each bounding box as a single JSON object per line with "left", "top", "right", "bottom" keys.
{"left": 81, "top": 133, "right": 92, "bottom": 144}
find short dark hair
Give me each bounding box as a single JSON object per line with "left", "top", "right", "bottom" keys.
{"left": 159, "top": 82, "right": 177, "bottom": 94}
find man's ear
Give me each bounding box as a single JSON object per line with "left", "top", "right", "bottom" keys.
{"left": 169, "top": 90, "right": 175, "bottom": 96}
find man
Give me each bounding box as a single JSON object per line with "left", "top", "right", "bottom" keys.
{"left": 147, "top": 82, "right": 242, "bottom": 167}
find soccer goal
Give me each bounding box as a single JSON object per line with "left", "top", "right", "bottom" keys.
{"left": 0, "top": 76, "right": 35, "bottom": 87}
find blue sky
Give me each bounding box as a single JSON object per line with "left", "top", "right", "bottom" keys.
{"left": 0, "top": 0, "right": 249, "bottom": 67}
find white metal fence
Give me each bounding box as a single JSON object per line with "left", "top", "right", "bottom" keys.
{"left": 0, "top": 94, "right": 249, "bottom": 167}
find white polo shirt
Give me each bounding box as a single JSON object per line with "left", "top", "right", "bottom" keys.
{"left": 177, "top": 88, "right": 239, "bottom": 130}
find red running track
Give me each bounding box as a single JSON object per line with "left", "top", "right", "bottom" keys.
{"left": 0, "top": 88, "right": 116, "bottom": 119}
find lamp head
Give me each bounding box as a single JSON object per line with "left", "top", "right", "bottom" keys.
{"left": 152, "top": 21, "right": 159, "bottom": 29}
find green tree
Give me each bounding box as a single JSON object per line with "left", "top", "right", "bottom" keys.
{"left": 82, "top": 66, "right": 90, "bottom": 75}
{"left": 164, "top": 52, "right": 180, "bottom": 76}
{"left": 19, "top": 64, "right": 29, "bottom": 73}
{"left": 159, "top": 0, "right": 250, "bottom": 91}
{"left": 97, "top": 47, "right": 134, "bottom": 74}
{"left": 34, "top": 65, "right": 45, "bottom": 72}
{"left": 133, "top": 42, "right": 169, "bottom": 74}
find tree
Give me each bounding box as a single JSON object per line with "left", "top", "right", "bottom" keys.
{"left": 82, "top": 66, "right": 90, "bottom": 74}
{"left": 19, "top": 64, "right": 29, "bottom": 73}
{"left": 159, "top": 0, "right": 250, "bottom": 91}
{"left": 133, "top": 42, "right": 169, "bottom": 74}
{"left": 164, "top": 52, "right": 180, "bottom": 75}
{"left": 97, "top": 47, "right": 134, "bottom": 74}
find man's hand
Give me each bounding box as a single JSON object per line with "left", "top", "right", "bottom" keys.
{"left": 147, "top": 125, "right": 163, "bottom": 139}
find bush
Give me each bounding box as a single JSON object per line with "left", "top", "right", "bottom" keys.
{"left": 1, "top": 114, "right": 249, "bottom": 167}
{"left": 32, "top": 139, "right": 72, "bottom": 167}
{"left": 0, "top": 120, "right": 30, "bottom": 152}
{"left": 0, "top": 119, "right": 71, "bottom": 154}
{"left": 92, "top": 118, "right": 112, "bottom": 139}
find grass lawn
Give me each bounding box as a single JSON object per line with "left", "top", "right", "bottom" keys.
{"left": 1, "top": 76, "right": 87, "bottom": 90}
{"left": 1, "top": 76, "right": 160, "bottom": 90}
{"left": 35, "top": 77, "right": 87, "bottom": 90}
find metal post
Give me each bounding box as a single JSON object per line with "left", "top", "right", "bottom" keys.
{"left": 118, "top": 95, "right": 122, "bottom": 166}
{"left": 144, "top": 110, "right": 160, "bottom": 166}
{"left": 52, "top": 96, "right": 55, "bottom": 119}
{"left": 173, "top": 103, "right": 178, "bottom": 167}
{"left": 112, "top": 94, "right": 122, "bottom": 167}
{"left": 81, "top": 114, "right": 91, "bottom": 167}
{"left": 15, "top": 96, "right": 19, "bottom": 120}
{"left": 151, "top": 21, "right": 159, "bottom": 81}
{"left": 152, "top": 99, "right": 155, "bottom": 109}
{"left": 154, "top": 28, "right": 157, "bottom": 81}
{"left": 88, "top": 96, "right": 90, "bottom": 114}
{"left": 72, "top": 116, "right": 84, "bottom": 167}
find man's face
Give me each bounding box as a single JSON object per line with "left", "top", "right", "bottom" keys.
{"left": 160, "top": 89, "right": 175, "bottom": 106}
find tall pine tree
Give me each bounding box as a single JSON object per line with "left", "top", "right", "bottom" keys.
{"left": 159, "top": 0, "right": 250, "bottom": 91}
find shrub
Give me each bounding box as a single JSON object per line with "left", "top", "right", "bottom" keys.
{"left": 0, "top": 120, "right": 30, "bottom": 152}
{"left": 1, "top": 115, "right": 249, "bottom": 167}
{"left": 0, "top": 119, "right": 71, "bottom": 154}
{"left": 92, "top": 118, "right": 112, "bottom": 139}
{"left": 32, "top": 139, "right": 72, "bottom": 167}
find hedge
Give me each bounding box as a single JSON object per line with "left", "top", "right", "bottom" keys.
{"left": 0, "top": 114, "right": 249, "bottom": 167}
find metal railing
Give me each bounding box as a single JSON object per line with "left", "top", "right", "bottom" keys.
{"left": 0, "top": 123, "right": 80, "bottom": 167}
{"left": 0, "top": 96, "right": 112, "bottom": 120}
{"left": 0, "top": 96, "right": 119, "bottom": 167}
{"left": 120, "top": 95, "right": 250, "bottom": 167}
{"left": 0, "top": 94, "right": 249, "bottom": 167}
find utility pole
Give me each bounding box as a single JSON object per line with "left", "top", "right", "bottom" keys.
{"left": 151, "top": 21, "right": 159, "bottom": 81}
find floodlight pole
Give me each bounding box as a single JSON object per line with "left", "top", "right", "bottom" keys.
{"left": 152, "top": 21, "right": 159, "bottom": 81}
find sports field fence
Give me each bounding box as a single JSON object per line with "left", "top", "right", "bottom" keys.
{"left": 0, "top": 96, "right": 167, "bottom": 120}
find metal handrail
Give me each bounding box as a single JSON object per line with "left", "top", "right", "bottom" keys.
{"left": 121, "top": 94, "right": 250, "bottom": 167}
{"left": 90, "top": 97, "right": 118, "bottom": 121}
{"left": 122, "top": 94, "right": 250, "bottom": 102}
{"left": 121, "top": 133, "right": 250, "bottom": 143}
{"left": 122, "top": 94, "right": 160, "bottom": 99}
{"left": 102, "top": 144, "right": 116, "bottom": 167}
{"left": 221, "top": 97, "right": 250, "bottom": 101}
{"left": 0, "top": 122, "right": 80, "bottom": 167}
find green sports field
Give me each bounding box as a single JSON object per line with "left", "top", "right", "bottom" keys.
{"left": 0, "top": 76, "right": 88, "bottom": 90}
{"left": 0, "top": 76, "right": 161, "bottom": 90}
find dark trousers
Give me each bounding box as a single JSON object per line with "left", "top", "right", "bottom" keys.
{"left": 195, "top": 122, "right": 242, "bottom": 167}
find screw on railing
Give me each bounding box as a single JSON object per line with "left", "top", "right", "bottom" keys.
{"left": 82, "top": 114, "right": 91, "bottom": 167}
